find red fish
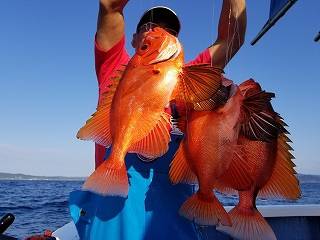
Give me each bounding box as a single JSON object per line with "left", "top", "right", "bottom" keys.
{"left": 169, "top": 83, "right": 256, "bottom": 226}
{"left": 169, "top": 79, "right": 288, "bottom": 228}
{"left": 216, "top": 79, "right": 301, "bottom": 240}
{"left": 77, "top": 27, "right": 223, "bottom": 197}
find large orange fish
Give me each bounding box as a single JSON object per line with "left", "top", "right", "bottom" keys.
{"left": 77, "top": 27, "right": 223, "bottom": 197}
{"left": 216, "top": 79, "right": 301, "bottom": 240}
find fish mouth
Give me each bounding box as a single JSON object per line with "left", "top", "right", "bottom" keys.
{"left": 149, "top": 39, "right": 182, "bottom": 65}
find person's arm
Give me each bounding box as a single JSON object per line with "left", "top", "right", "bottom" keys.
{"left": 97, "top": 0, "right": 129, "bottom": 51}
{"left": 209, "top": 0, "right": 246, "bottom": 69}
{"left": 94, "top": 1, "right": 129, "bottom": 169}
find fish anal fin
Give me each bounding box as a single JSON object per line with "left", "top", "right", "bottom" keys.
{"left": 217, "top": 205, "right": 276, "bottom": 240}
{"left": 169, "top": 143, "right": 198, "bottom": 184}
{"left": 128, "top": 112, "right": 171, "bottom": 159}
{"left": 259, "top": 131, "right": 301, "bottom": 200}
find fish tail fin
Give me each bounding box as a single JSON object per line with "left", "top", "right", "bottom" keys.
{"left": 217, "top": 205, "right": 276, "bottom": 240}
{"left": 179, "top": 192, "right": 231, "bottom": 226}
{"left": 82, "top": 156, "right": 128, "bottom": 197}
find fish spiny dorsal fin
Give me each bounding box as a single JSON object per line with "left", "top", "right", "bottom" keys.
{"left": 239, "top": 80, "right": 281, "bottom": 142}
{"left": 76, "top": 66, "right": 126, "bottom": 146}
{"left": 128, "top": 111, "right": 172, "bottom": 160}
{"left": 258, "top": 117, "right": 301, "bottom": 200}
{"left": 97, "top": 65, "right": 125, "bottom": 110}
{"left": 173, "top": 64, "right": 224, "bottom": 110}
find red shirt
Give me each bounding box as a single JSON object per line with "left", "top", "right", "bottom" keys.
{"left": 94, "top": 36, "right": 212, "bottom": 168}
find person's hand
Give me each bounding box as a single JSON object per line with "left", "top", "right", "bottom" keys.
{"left": 100, "top": 0, "right": 129, "bottom": 11}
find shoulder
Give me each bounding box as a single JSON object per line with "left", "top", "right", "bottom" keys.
{"left": 186, "top": 48, "right": 211, "bottom": 65}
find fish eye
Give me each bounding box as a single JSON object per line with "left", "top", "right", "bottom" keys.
{"left": 140, "top": 44, "right": 148, "bottom": 51}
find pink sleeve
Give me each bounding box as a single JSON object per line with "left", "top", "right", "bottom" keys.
{"left": 187, "top": 48, "right": 211, "bottom": 65}
{"left": 95, "top": 36, "right": 130, "bottom": 103}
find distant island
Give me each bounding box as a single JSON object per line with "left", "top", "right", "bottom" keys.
{"left": 0, "top": 172, "right": 85, "bottom": 181}
{"left": 0, "top": 172, "right": 319, "bottom": 181}
{"left": 298, "top": 174, "right": 320, "bottom": 183}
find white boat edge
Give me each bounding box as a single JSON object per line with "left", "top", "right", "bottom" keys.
{"left": 226, "top": 204, "right": 320, "bottom": 218}
{"left": 52, "top": 204, "right": 320, "bottom": 240}
{"left": 52, "top": 221, "right": 79, "bottom": 240}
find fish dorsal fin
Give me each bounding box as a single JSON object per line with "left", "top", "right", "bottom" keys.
{"left": 76, "top": 67, "right": 125, "bottom": 146}
{"left": 128, "top": 112, "right": 172, "bottom": 159}
{"left": 215, "top": 146, "right": 253, "bottom": 193}
{"left": 169, "top": 143, "right": 198, "bottom": 184}
{"left": 258, "top": 119, "right": 301, "bottom": 199}
{"left": 240, "top": 85, "right": 281, "bottom": 142}
{"left": 173, "top": 64, "right": 224, "bottom": 110}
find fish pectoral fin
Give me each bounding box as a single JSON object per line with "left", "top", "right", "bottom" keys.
{"left": 216, "top": 146, "right": 253, "bottom": 192}
{"left": 169, "top": 143, "right": 198, "bottom": 185}
{"left": 240, "top": 82, "right": 282, "bottom": 142}
{"left": 259, "top": 130, "right": 301, "bottom": 200}
{"left": 173, "top": 64, "right": 224, "bottom": 110}
{"left": 128, "top": 112, "right": 172, "bottom": 160}
{"left": 193, "top": 85, "right": 229, "bottom": 111}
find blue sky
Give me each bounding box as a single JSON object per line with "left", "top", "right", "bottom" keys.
{"left": 0, "top": 0, "right": 319, "bottom": 176}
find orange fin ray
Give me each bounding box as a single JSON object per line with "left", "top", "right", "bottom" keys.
{"left": 216, "top": 146, "right": 253, "bottom": 194}
{"left": 193, "top": 86, "right": 229, "bottom": 111}
{"left": 76, "top": 106, "right": 112, "bottom": 146}
{"left": 76, "top": 68, "right": 124, "bottom": 146}
{"left": 239, "top": 80, "right": 283, "bottom": 142}
{"left": 128, "top": 112, "right": 171, "bottom": 159}
{"left": 173, "top": 64, "right": 223, "bottom": 108}
{"left": 259, "top": 129, "right": 301, "bottom": 199}
{"left": 179, "top": 192, "right": 231, "bottom": 226}
{"left": 169, "top": 143, "right": 197, "bottom": 184}
{"left": 239, "top": 79, "right": 291, "bottom": 142}
{"left": 82, "top": 159, "right": 128, "bottom": 197}
{"left": 217, "top": 205, "right": 276, "bottom": 240}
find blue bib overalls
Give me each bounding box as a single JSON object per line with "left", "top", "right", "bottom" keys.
{"left": 69, "top": 134, "right": 205, "bottom": 240}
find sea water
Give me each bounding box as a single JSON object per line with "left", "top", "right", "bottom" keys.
{"left": 0, "top": 175, "right": 319, "bottom": 239}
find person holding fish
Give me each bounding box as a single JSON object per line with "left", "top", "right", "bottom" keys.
{"left": 70, "top": 0, "right": 247, "bottom": 239}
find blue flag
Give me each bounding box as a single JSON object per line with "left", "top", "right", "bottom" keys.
{"left": 251, "top": 0, "right": 297, "bottom": 45}
{"left": 270, "top": 0, "right": 294, "bottom": 19}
